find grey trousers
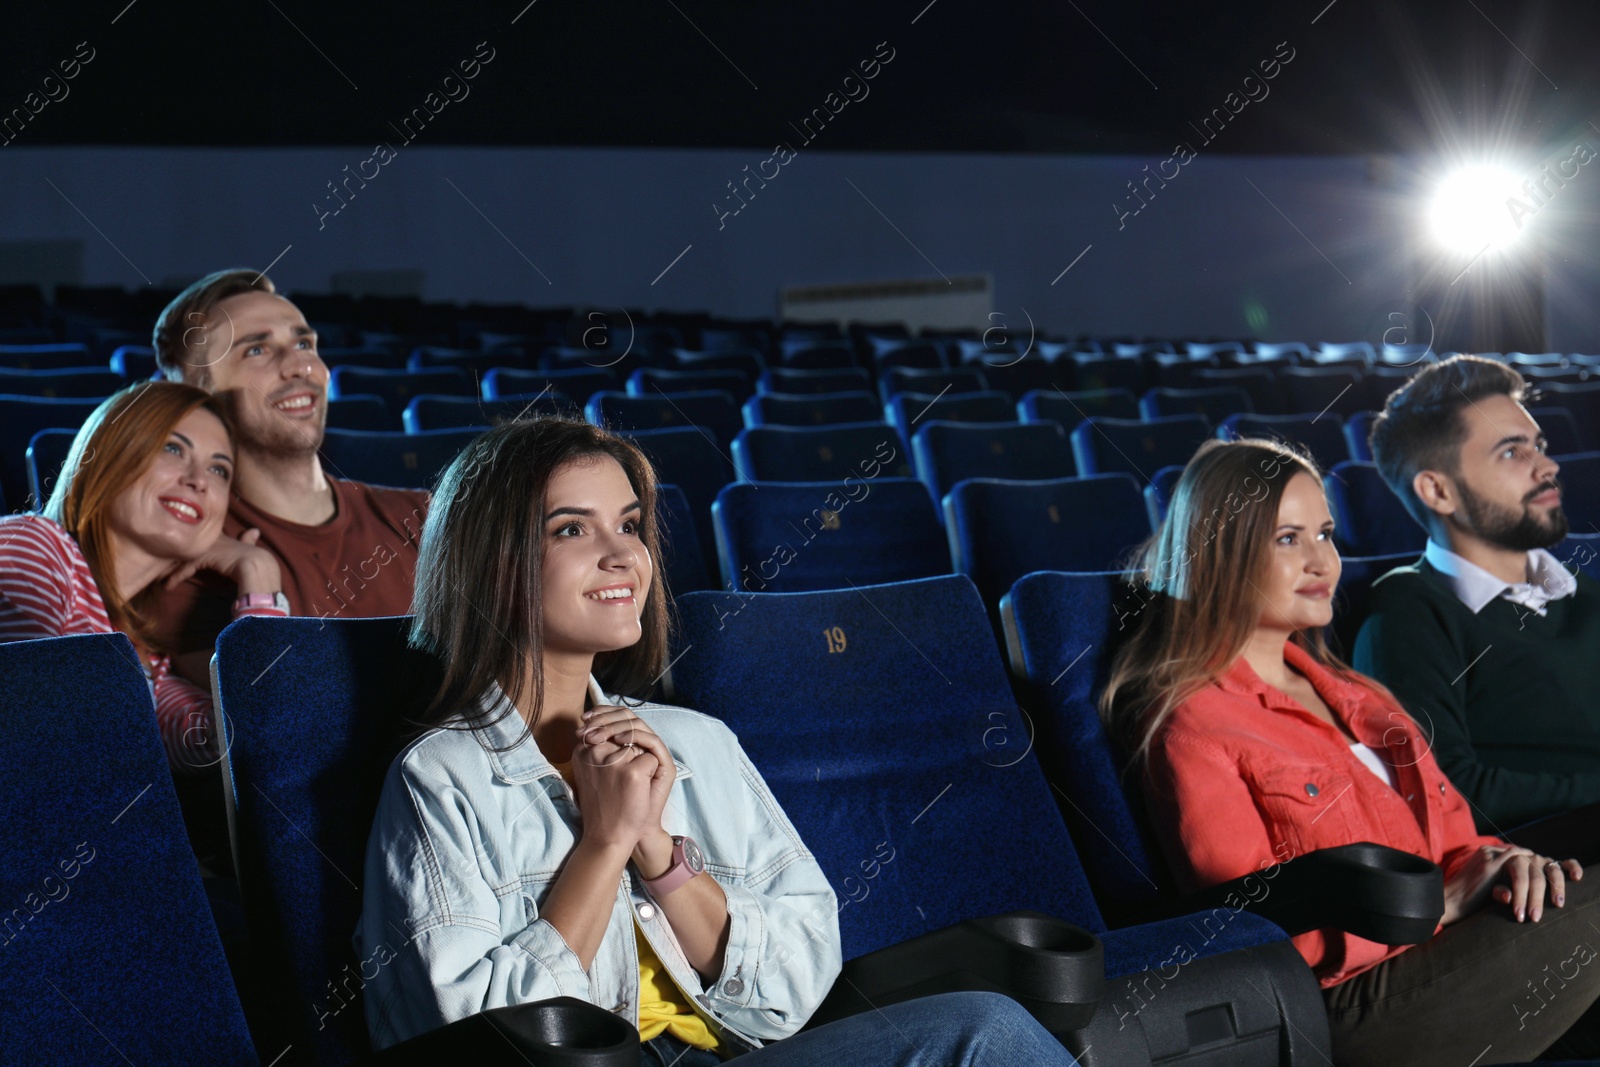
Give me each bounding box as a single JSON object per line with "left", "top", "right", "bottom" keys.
{"left": 1323, "top": 874, "right": 1600, "bottom": 1065}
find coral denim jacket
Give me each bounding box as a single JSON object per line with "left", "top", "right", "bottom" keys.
{"left": 355, "top": 680, "right": 841, "bottom": 1051}
{"left": 1143, "top": 640, "right": 1502, "bottom": 987}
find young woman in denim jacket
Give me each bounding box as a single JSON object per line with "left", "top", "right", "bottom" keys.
{"left": 356, "top": 417, "right": 1079, "bottom": 1066}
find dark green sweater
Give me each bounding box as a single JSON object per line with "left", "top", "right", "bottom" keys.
{"left": 1353, "top": 559, "right": 1600, "bottom": 832}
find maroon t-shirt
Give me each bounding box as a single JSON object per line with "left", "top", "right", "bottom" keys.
{"left": 147, "top": 477, "right": 430, "bottom": 657}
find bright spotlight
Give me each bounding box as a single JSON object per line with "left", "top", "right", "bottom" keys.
{"left": 1428, "top": 165, "right": 1523, "bottom": 255}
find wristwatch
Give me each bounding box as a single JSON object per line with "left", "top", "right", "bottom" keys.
{"left": 233, "top": 591, "right": 289, "bottom": 613}
{"left": 642, "top": 835, "right": 705, "bottom": 898}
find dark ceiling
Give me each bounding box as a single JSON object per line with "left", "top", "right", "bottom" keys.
{"left": 1, "top": 0, "right": 1593, "bottom": 156}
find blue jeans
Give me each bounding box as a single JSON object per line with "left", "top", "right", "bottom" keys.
{"left": 639, "top": 992, "right": 1079, "bottom": 1066}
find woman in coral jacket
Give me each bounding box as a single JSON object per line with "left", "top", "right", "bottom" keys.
{"left": 1100, "top": 439, "right": 1600, "bottom": 1065}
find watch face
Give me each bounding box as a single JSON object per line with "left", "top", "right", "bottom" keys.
{"left": 681, "top": 836, "right": 706, "bottom": 873}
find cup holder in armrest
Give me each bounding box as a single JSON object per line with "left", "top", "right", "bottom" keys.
{"left": 802, "top": 910, "right": 1104, "bottom": 1035}
{"left": 1181, "top": 841, "right": 1444, "bottom": 947}
{"left": 367, "top": 996, "right": 638, "bottom": 1066}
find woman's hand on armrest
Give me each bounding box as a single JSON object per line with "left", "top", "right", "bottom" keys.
{"left": 1442, "top": 844, "right": 1582, "bottom": 925}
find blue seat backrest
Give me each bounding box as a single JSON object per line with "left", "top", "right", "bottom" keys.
{"left": 731, "top": 422, "right": 909, "bottom": 483}
{"left": 482, "top": 366, "right": 616, "bottom": 403}
{"left": 25, "top": 427, "right": 78, "bottom": 511}
{"left": 216, "top": 615, "right": 445, "bottom": 1065}
{"left": 1553, "top": 451, "right": 1600, "bottom": 529}
{"left": 0, "top": 633, "right": 255, "bottom": 1065}
{"left": 1142, "top": 464, "right": 1185, "bottom": 528}
{"left": 0, "top": 395, "right": 100, "bottom": 510}
{"left": 318, "top": 427, "right": 481, "bottom": 491}
{"left": 878, "top": 366, "right": 987, "bottom": 403}
{"left": 0, "top": 367, "right": 122, "bottom": 399}
{"left": 946, "top": 475, "right": 1149, "bottom": 607}
{"left": 1071, "top": 414, "right": 1212, "bottom": 479}
{"left": 911, "top": 420, "right": 1076, "bottom": 502}
{"left": 1527, "top": 406, "right": 1583, "bottom": 459}
{"left": 329, "top": 366, "right": 474, "bottom": 405}
{"left": 657, "top": 482, "right": 711, "bottom": 594}
{"left": 1017, "top": 388, "right": 1139, "bottom": 430}
{"left": 587, "top": 390, "right": 743, "bottom": 448}
{"left": 711, "top": 479, "right": 948, "bottom": 593}
{"left": 742, "top": 390, "right": 882, "bottom": 429}
{"left": 885, "top": 391, "right": 1015, "bottom": 450}
{"left": 1343, "top": 410, "right": 1377, "bottom": 463}
{"left": 1000, "top": 571, "right": 1172, "bottom": 909}
{"left": 401, "top": 392, "right": 569, "bottom": 433}
{"left": 757, "top": 367, "right": 871, "bottom": 396}
{"left": 623, "top": 426, "right": 739, "bottom": 577}
{"left": 1325, "top": 461, "right": 1426, "bottom": 557}
{"left": 1220, "top": 413, "right": 1349, "bottom": 475}
{"left": 670, "top": 575, "right": 1108, "bottom": 959}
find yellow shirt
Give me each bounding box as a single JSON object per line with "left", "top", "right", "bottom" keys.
{"left": 549, "top": 758, "right": 720, "bottom": 1051}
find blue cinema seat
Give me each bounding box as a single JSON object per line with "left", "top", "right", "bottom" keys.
{"left": 0, "top": 395, "right": 100, "bottom": 509}
{"left": 318, "top": 428, "right": 481, "bottom": 491}
{"left": 1324, "top": 461, "right": 1426, "bottom": 557}
{"left": 1071, "top": 414, "right": 1212, "bottom": 479}
{"left": 711, "top": 479, "right": 948, "bottom": 592}
{"left": 731, "top": 423, "right": 912, "bottom": 483}
{"left": 741, "top": 391, "right": 882, "bottom": 428}
{"left": 622, "top": 426, "right": 739, "bottom": 577}
{"left": 656, "top": 482, "right": 711, "bottom": 594}
{"left": 329, "top": 366, "right": 476, "bottom": 410}
{"left": 326, "top": 395, "right": 395, "bottom": 432}
{"left": 110, "top": 344, "right": 160, "bottom": 381}
{"left": 756, "top": 367, "right": 872, "bottom": 396}
{"left": 1279, "top": 366, "right": 1365, "bottom": 419}
{"left": 481, "top": 366, "right": 616, "bottom": 403}
{"left": 877, "top": 366, "right": 987, "bottom": 403}
{"left": 945, "top": 475, "right": 1150, "bottom": 607}
{"left": 0, "top": 367, "right": 123, "bottom": 399}
{"left": 1553, "top": 451, "right": 1600, "bottom": 530}
{"left": 1343, "top": 410, "right": 1377, "bottom": 463}
{"left": 1018, "top": 387, "right": 1140, "bottom": 431}
{"left": 670, "top": 575, "right": 1330, "bottom": 1065}
{"left": 1141, "top": 464, "right": 1185, "bottom": 528}
{"left": 401, "top": 393, "right": 570, "bottom": 433}
{"left": 586, "top": 390, "right": 743, "bottom": 449}
{"left": 0, "top": 342, "right": 93, "bottom": 369}
{"left": 1219, "top": 413, "right": 1349, "bottom": 475}
{"left": 1002, "top": 569, "right": 1445, "bottom": 943}
{"left": 212, "top": 618, "right": 641, "bottom": 1064}
{"left": 1138, "top": 386, "right": 1253, "bottom": 424}
{"left": 1528, "top": 407, "right": 1583, "bottom": 458}
{"left": 884, "top": 390, "right": 1014, "bottom": 451}
{"left": 911, "top": 421, "right": 1077, "bottom": 503}
{"left": 628, "top": 367, "right": 751, "bottom": 400}
{"left": 25, "top": 428, "right": 77, "bottom": 508}
{"left": 0, "top": 633, "right": 257, "bottom": 1065}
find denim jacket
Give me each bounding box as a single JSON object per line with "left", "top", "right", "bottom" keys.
{"left": 354, "top": 679, "right": 842, "bottom": 1052}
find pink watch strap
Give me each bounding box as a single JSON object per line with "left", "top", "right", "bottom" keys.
{"left": 642, "top": 836, "right": 701, "bottom": 898}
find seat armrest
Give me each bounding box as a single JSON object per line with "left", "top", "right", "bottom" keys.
{"left": 365, "top": 997, "right": 638, "bottom": 1066}
{"left": 1168, "top": 842, "right": 1443, "bottom": 946}
{"left": 803, "top": 910, "right": 1104, "bottom": 1035}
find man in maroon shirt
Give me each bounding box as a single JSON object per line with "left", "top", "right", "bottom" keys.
{"left": 146, "top": 269, "right": 430, "bottom": 680}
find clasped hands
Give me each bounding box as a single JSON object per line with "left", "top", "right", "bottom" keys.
{"left": 568, "top": 705, "right": 679, "bottom": 881}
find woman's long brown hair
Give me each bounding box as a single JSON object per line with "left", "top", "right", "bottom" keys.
{"left": 43, "top": 380, "right": 234, "bottom": 654}
{"left": 409, "top": 417, "right": 672, "bottom": 739}
{"left": 1098, "top": 438, "right": 1372, "bottom": 769}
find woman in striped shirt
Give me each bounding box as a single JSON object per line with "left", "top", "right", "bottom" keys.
{"left": 0, "top": 380, "right": 288, "bottom": 771}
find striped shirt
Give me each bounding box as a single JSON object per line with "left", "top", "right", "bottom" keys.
{"left": 0, "top": 514, "right": 286, "bottom": 774}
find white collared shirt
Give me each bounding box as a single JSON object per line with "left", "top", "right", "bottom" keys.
{"left": 1423, "top": 539, "right": 1578, "bottom": 617}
